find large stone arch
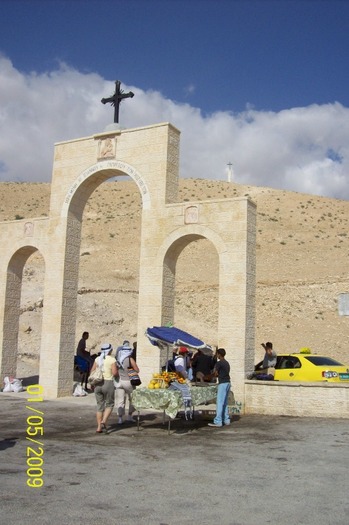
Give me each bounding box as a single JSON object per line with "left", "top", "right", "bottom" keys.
{"left": 61, "top": 160, "right": 151, "bottom": 220}
{"left": 37, "top": 123, "right": 182, "bottom": 397}
{"left": 39, "top": 165, "right": 153, "bottom": 398}
{"left": 57, "top": 164, "right": 149, "bottom": 360}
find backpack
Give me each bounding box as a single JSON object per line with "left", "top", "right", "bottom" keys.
{"left": 166, "top": 359, "right": 176, "bottom": 372}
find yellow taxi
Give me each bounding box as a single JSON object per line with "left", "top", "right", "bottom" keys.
{"left": 254, "top": 353, "right": 349, "bottom": 382}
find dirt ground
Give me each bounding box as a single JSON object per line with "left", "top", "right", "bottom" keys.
{"left": 1, "top": 390, "right": 348, "bottom": 525}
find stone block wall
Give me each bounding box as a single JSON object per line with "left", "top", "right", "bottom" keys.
{"left": 244, "top": 381, "right": 349, "bottom": 418}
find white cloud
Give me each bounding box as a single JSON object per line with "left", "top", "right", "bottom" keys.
{"left": 1, "top": 56, "right": 349, "bottom": 200}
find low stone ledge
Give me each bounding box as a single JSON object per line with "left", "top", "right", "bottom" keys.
{"left": 244, "top": 380, "right": 349, "bottom": 418}
{"left": 245, "top": 379, "right": 349, "bottom": 389}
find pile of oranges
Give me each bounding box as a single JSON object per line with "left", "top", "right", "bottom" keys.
{"left": 147, "top": 371, "right": 186, "bottom": 389}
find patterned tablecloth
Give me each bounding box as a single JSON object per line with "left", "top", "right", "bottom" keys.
{"left": 131, "top": 384, "right": 219, "bottom": 419}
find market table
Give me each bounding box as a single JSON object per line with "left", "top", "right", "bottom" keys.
{"left": 131, "top": 384, "right": 219, "bottom": 432}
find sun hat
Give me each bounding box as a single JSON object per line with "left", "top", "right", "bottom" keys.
{"left": 98, "top": 343, "right": 113, "bottom": 367}
{"left": 101, "top": 343, "right": 113, "bottom": 353}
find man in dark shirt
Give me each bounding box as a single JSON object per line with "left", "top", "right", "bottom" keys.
{"left": 208, "top": 348, "right": 231, "bottom": 428}
{"left": 76, "top": 331, "right": 94, "bottom": 368}
{"left": 191, "top": 350, "right": 215, "bottom": 382}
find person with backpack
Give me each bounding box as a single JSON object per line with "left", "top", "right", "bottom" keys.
{"left": 91, "top": 343, "right": 118, "bottom": 434}
{"left": 114, "top": 340, "right": 140, "bottom": 424}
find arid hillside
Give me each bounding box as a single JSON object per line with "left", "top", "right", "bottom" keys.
{"left": 1, "top": 178, "right": 348, "bottom": 378}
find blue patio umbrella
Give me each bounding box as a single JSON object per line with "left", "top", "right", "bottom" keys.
{"left": 145, "top": 326, "right": 213, "bottom": 355}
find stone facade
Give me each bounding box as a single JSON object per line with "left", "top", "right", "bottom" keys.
{"left": 0, "top": 122, "right": 256, "bottom": 401}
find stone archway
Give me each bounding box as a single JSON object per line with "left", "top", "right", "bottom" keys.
{"left": 61, "top": 159, "right": 151, "bottom": 218}
{"left": 0, "top": 122, "right": 256, "bottom": 401}
{"left": 156, "top": 231, "right": 220, "bottom": 367}
{"left": 137, "top": 216, "right": 256, "bottom": 402}
{"left": 159, "top": 229, "right": 225, "bottom": 327}
{"left": 39, "top": 165, "right": 154, "bottom": 398}
{"left": 36, "top": 123, "right": 182, "bottom": 397}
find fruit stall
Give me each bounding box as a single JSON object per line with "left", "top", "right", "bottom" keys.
{"left": 132, "top": 374, "right": 219, "bottom": 432}
{"left": 131, "top": 326, "right": 221, "bottom": 432}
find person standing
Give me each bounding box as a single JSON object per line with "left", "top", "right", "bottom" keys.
{"left": 91, "top": 343, "right": 118, "bottom": 434}
{"left": 115, "top": 340, "right": 140, "bottom": 424}
{"left": 208, "top": 348, "right": 231, "bottom": 428}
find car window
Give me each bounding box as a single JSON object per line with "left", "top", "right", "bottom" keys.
{"left": 277, "top": 356, "right": 300, "bottom": 369}
{"left": 275, "top": 356, "right": 284, "bottom": 369}
{"left": 304, "top": 356, "right": 343, "bottom": 366}
{"left": 286, "top": 357, "right": 300, "bottom": 369}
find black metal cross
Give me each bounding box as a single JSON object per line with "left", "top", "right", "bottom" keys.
{"left": 101, "top": 80, "right": 134, "bottom": 124}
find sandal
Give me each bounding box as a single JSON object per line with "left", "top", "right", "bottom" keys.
{"left": 101, "top": 422, "right": 109, "bottom": 434}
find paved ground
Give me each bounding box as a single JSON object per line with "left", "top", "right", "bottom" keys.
{"left": 1, "top": 389, "right": 348, "bottom": 525}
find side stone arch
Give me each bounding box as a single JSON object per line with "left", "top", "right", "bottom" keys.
{"left": 136, "top": 197, "right": 256, "bottom": 404}
{"left": 152, "top": 226, "right": 223, "bottom": 368}
{"left": 0, "top": 245, "right": 43, "bottom": 377}
{"left": 158, "top": 225, "right": 226, "bottom": 328}
{"left": 158, "top": 223, "right": 227, "bottom": 258}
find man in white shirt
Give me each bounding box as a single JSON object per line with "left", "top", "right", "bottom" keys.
{"left": 261, "top": 342, "right": 277, "bottom": 369}
{"left": 174, "top": 347, "right": 189, "bottom": 379}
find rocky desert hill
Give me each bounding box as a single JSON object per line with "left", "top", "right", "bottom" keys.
{"left": 1, "top": 178, "right": 349, "bottom": 378}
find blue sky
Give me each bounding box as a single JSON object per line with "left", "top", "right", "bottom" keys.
{"left": 1, "top": 0, "right": 349, "bottom": 198}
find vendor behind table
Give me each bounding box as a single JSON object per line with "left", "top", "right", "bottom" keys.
{"left": 191, "top": 349, "right": 216, "bottom": 383}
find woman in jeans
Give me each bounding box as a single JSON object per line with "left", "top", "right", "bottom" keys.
{"left": 91, "top": 343, "right": 118, "bottom": 433}
{"left": 115, "top": 340, "right": 140, "bottom": 424}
